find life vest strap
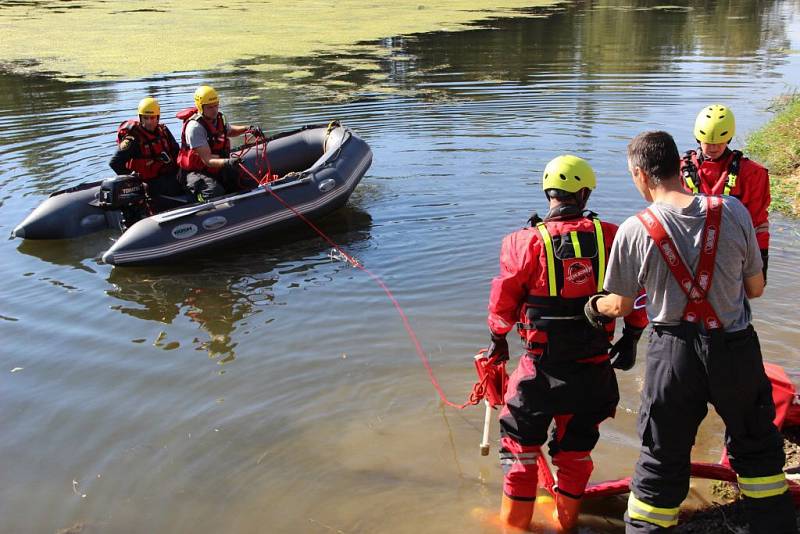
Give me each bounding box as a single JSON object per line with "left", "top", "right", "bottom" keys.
{"left": 682, "top": 151, "right": 700, "bottom": 194}
{"left": 536, "top": 223, "right": 558, "bottom": 297}
{"left": 592, "top": 218, "right": 605, "bottom": 292}
{"left": 723, "top": 150, "right": 743, "bottom": 196}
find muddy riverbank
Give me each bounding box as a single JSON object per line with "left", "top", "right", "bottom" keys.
{"left": 676, "top": 427, "right": 800, "bottom": 533}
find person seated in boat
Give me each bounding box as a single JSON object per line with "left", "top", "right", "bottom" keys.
{"left": 680, "top": 104, "right": 771, "bottom": 281}
{"left": 109, "top": 97, "right": 183, "bottom": 211}
{"left": 486, "top": 155, "right": 648, "bottom": 531}
{"left": 176, "top": 85, "right": 262, "bottom": 202}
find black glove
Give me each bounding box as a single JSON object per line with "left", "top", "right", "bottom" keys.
{"left": 248, "top": 124, "right": 265, "bottom": 138}
{"left": 761, "top": 249, "right": 768, "bottom": 284}
{"left": 487, "top": 332, "right": 509, "bottom": 364}
{"left": 584, "top": 294, "right": 613, "bottom": 331}
{"left": 158, "top": 151, "right": 172, "bottom": 164}
{"left": 609, "top": 326, "right": 644, "bottom": 371}
{"left": 224, "top": 154, "right": 241, "bottom": 170}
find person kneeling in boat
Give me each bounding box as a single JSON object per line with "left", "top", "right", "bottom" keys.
{"left": 176, "top": 85, "right": 261, "bottom": 202}
{"left": 110, "top": 97, "right": 183, "bottom": 211}
{"left": 487, "top": 155, "right": 648, "bottom": 531}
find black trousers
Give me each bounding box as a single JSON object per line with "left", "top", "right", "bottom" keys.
{"left": 498, "top": 356, "right": 619, "bottom": 498}
{"left": 183, "top": 167, "right": 249, "bottom": 201}
{"left": 499, "top": 356, "right": 619, "bottom": 449}
{"left": 144, "top": 173, "right": 186, "bottom": 212}
{"left": 625, "top": 323, "right": 796, "bottom": 533}
{"left": 184, "top": 171, "right": 226, "bottom": 201}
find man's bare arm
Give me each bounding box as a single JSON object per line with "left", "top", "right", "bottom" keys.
{"left": 597, "top": 293, "right": 634, "bottom": 318}
{"left": 194, "top": 145, "right": 229, "bottom": 169}
{"left": 744, "top": 272, "right": 765, "bottom": 299}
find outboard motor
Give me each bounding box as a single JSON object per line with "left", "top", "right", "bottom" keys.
{"left": 97, "top": 175, "right": 151, "bottom": 231}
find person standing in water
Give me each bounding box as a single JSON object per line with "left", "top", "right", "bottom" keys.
{"left": 586, "top": 130, "right": 795, "bottom": 533}
{"left": 487, "top": 155, "right": 648, "bottom": 531}
{"left": 681, "top": 104, "right": 771, "bottom": 280}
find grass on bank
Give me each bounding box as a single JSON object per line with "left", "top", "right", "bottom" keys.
{"left": 746, "top": 93, "right": 800, "bottom": 217}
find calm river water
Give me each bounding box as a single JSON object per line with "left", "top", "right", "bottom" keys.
{"left": 2, "top": 1, "right": 800, "bottom": 533}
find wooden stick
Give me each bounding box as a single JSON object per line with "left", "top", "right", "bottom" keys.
{"left": 480, "top": 400, "right": 492, "bottom": 456}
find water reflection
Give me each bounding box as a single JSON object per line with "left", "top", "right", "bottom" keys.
{"left": 279, "top": 0, "right": 792, "bottom": 97}
{"left": 108, "top": 268, "right": 255, "bottom": 362}
{"left": 16, "top": 233, "right": 109, "bottom": 271}
{"left": 104, "top": 206, "right": 373, "bottom": 364}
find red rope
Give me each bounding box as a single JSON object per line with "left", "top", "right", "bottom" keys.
{"left": 236, "top": 132, "right": 277, "bottom": 188}
{"left": 239, "top": 149, "right": 800, "bottom": 508}
{"left": 237, "top": 162, "right": 480, "bottom": 409}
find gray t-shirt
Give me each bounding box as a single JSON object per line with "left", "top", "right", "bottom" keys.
{"left": 604, "top": 195, "right": 762, "bottom": 331}
{"left": 186, "top": 113, "right": 230, "bottom": 150}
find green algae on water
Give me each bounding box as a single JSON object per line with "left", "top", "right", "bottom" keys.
{"left": 0, "top": 0, "right": 553, "bottom": 80}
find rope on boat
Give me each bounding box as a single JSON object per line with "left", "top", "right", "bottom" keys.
{"left": 236, "top": 130, "right": 278, "bottom": 187}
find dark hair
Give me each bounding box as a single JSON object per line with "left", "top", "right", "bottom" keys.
{"left": 627, "top": 131, "right": 680, "bottom": 184}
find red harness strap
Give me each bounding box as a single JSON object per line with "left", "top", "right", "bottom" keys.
{"left": 636, "top": 196, "right": 724, "bottom": 331}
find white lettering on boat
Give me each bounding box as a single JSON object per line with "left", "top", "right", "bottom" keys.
{"left": 171, "top": 223, "right": 198, "bottom": 239}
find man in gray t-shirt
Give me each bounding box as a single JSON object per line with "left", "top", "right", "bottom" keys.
{"left": 177, "top": 85, "right": 260, "bottom": 201}
{"left": 605, "top": 194, "right": 762, "bottom": 332}
{"left": 584, "top": 131, "right": 795, "bottom": 534}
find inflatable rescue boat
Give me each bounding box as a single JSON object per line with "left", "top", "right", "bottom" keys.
{"left": 12, "top": 122, "right": 372, "bottom": 266}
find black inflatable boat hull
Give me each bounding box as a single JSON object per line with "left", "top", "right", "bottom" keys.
{"left": 12, "top": 181, "right": 122, "bottom": 239}
{"left": 13, "top": 123, "right": 372, "bottom": 266}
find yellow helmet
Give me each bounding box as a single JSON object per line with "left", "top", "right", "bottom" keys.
{"left": 542, "top": 155, "right": 596, "bottom": 194}
{"left": 194, "top": 85, "right": 219, "bottom": 115}
{"left": 137, "top": 97, "right": 160, "bottom": 118}
{"left": 694, "top": 104, "right": 735, "bottom": 144}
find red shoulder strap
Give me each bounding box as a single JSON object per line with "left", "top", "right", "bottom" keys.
{"left": 636, "top": 196, "right": 723, "bottom": 330}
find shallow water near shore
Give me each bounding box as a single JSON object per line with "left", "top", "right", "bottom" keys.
{"left": 1, "top": 1, "right": 800, "bottom": 533}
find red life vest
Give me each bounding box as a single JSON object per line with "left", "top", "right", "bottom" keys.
{"left": 517, "top": 216, "right": 614, "bottom": 363}
{"left": 176, "top": 107, "right": 230, "bottom": 175}
{"left": 116, "top": 120, "right": 177, "bottom": 180}
{"left": 636, "top": 196, "right": 724, "bottom": 331}
{"left": 682, "top": 149, "right": 771, "bottom": 251}
{"left": 681, "top": 149, "right": 743, "bottom": 197}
